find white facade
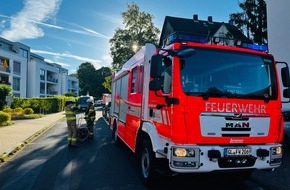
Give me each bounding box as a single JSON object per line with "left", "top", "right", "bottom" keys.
{"left": 266, "top": 0, "right": 290, "bottom": 109}
{"left": 266, "top": 0, "right": 290, "bottom": 65}
{"left": 0, "top": 37, "right": 79, "bottom": 97}
{"left": 0, "top": 38, "right": 29, "bottom": 97}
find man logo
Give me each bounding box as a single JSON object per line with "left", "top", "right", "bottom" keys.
{"left": 225, "top": 122, "right": 250, "bottom": 128}
{"left": 234, "top": 113, "right": 242, "bottom": 118}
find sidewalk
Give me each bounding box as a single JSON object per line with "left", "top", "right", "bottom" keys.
{"left": 0, "top": 111, "right": 66, "bottom": 162}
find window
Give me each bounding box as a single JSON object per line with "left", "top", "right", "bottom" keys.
{"left": 138, "top": 65, "right": 143, "bottom": 93}
{"left": 13, "top": 77, "right": 20, "bottom": 91}
{"left": 180, "top": 48, "right": 278, "bottom": 99}
{"left": 13, "top": 61, "right": 21, "bottom": 75}
{"left": 40, "top": 69, "right": 45, "bottom": 80}
{"left": 131, "top": 67, "right": 138, "bottom": 93}
{"left": 13, "top": 93, "right": 20, "bottom": 97}
{"left": 40, "top": 83, "right": 45, "bottom": 94}
{"left": 19, "top": 48, "right": 28, "bottom": 58}
{"left": 0, "top": 57, "right": 10, "bottom": 71}
{"left": 161, "top": 57, "right": 172, "bottom": 94}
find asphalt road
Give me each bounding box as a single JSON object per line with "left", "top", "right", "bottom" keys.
{"left": 0, "top": 109, "right": 289, "bottom": 190}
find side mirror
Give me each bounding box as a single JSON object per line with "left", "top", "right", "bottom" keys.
{"left": 150, "top": 54, "right": 162, "bottom": 78}
{"left": 283, "top": 88, "right": 290, "bottom": 98}
{"left": 281, "top": 66, "right": 290, "bottom": 87}
{"left": 177, "top": 48, "right": 196, "bottom": 58}
{"left": 149, "top": 79, "right": 162, "bottom": 91}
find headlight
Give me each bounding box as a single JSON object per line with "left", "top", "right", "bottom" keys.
{"left": 273, "top": 146, "right": 283, "bottom": 155}
{"left": 173, "top": 148, "right": 195, "bottom": 157}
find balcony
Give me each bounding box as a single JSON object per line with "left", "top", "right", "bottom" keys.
{"left": 0, "top": 67, "right": 10, "bottom": 73}
{"left": 0, "top": 80, "right": 11, "bottom": 85}
{"left": 47, "top": 90, "right": 58, "bottom": 95}
{"left": 47, "top": 76, "right": 58, "bottom": 83}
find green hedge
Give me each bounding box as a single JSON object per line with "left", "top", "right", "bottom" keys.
{"left": 23, "top": 108, "right": 34, "bottom": 115}
{"left": 12, "top": 96, "right": 71, "bottom": 114}
{"left": 0, "top": 111, "right": 11, "bottom": 126}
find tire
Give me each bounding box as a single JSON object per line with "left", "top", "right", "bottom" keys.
{"left": 112, "top": 123, "right": 120, "bottom": 145}
{"left": 139, "top": 139, "right": 157, "bottom": 186}
{"left": 282, "top": 134, "right": 289, "bottom": 150}
{"left": 78, "top": 128, "right": 88, "bottom": 141}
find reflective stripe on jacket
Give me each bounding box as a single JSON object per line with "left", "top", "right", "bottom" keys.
{"left": 65, "top": 104, "right": 76, "bottom": 121}
{"left": 86, "top": 105, "right": 96, "bottom": 120}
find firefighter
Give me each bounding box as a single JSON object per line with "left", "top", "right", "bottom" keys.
{"left": 85, "top": 98, "right": 96, "bottom": 138}
{"left": 65, "top": 98, "right": 79, "bottom": 147}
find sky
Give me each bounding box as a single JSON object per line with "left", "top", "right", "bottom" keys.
{"left": 0, "top": 0, "right": 242, "bottom": 74}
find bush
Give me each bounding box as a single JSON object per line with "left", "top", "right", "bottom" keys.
{"left": 0, "top": 111, "right": 11, "bottom": 126}
{"left": 13, "top": 107, "right": 24, "bottom": 116}
{"left": 2, "top": 107, "right": 13, "bottom": 113}
{"left": 23, "top": 108, "right": 34, "bottom": 115}
{"left": 13, "top": 96, "right": 67, "bottom": 114}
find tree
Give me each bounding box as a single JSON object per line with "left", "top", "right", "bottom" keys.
{"left": 95, "top": 67, "right": 111, "bottom": 97}
{"left": 110, "top": 3, "right": 160, "bottom": 71}
{"left": 77, "top": 62, "right": 98, "bottom": 97}
{"left": 103, "top": 76, "right": 112, "bottom": 93}
{"left": 229, "top": 0, "right": 267, "bottom": 44}
{"left": 0, "top": 84, "right": 12, "bottom": 110}
{"left": 77, "top": 62, "right": 111, "bottom": 98}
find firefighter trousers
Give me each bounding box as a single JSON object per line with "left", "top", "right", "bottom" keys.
{"left": 67, "top": 120, "right": 77, "bottom": 145}
{"left": 86, "top": 119, "right": 95, "bottom": 135}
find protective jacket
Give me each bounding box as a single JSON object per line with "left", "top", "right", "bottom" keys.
{"left": 85, "top": 104, "right": 96, "bottom": 120}
{"left": 65, "top": 105, "right": 77, "bottom": 121}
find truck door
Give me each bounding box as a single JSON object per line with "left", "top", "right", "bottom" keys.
{"left": 126, "top": 66, "right": 143, "bottom": 149}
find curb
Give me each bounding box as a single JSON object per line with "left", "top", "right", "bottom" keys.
{"left": 0, "top": 117, "right": 65, "bottom": 163}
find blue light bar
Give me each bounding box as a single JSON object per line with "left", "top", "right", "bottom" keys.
{"left": 166, "top": 33, "right": 207, "bottom": 45}
{"left": 241, "top": 43, "right": 268, "bottom": 52}
{"left": 164, "top": 32, "right": 268, "bottom": 52}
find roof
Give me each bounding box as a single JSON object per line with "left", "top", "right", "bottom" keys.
{"left": 159, "top": 16, "right": 251, "bottom": 47}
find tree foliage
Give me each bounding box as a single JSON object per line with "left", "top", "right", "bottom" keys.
{"left": 229, "top": 0, "right": 267, "bottom": 44}
{"left": 103, "top": 76, "right": 112, "bottom": 93}
{"left": 0, "top": 84, "right": 12, "bottom": 110}
{"left": 109, "top": 3, "right": 160, "bottom": 71}
{"left": 77, "top": 62, "right": 111, "bottom": 98}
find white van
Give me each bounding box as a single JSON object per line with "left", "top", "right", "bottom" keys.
{"left": 77, "top": 96, "right": 94, "bottom": 111}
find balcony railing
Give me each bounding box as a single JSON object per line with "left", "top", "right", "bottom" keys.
{"left": 0, "top": 81, "right": 11, "bottom": 85}
{"left": 0, "top": 67, "right": 11, "bottom": 73}
{"left": 47, "top": 90, "right": 58, "bottom": 95}
{"left": 47, "top": 77, "right": 58, "bottom": 83}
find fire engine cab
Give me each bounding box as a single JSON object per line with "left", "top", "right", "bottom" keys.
{"left": 109, "top": 15, "right": 290, "bottom": 185}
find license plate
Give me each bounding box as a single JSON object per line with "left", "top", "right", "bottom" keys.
{"left": 225, "top": 148, "right": 252, "bottom": 156}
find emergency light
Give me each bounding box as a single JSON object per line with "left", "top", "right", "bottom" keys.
{"left": 166, "top": 33, "right": 207, "bottom": 45}
{"left": 165, "top": 33, "right": 268, "bottom": 52}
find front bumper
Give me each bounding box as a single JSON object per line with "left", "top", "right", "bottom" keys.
{"left": 161, "top": 144, "right": 283, "bottom": 173}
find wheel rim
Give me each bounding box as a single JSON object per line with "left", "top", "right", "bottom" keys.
{"left": 141, "top": 148, "right": 150, "bottom": 178}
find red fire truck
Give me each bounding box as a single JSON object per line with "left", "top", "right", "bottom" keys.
{"left": 109, "top": 16, "right": 290, "bottom": 185}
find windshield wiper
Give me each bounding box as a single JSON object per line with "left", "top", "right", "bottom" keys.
{"left": 184, "top": 91, "right": 225, "bottom": 100}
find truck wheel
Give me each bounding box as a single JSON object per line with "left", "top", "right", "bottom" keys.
{"left": 282, "top": 134, "right": 289, "bottom": 150}
{"left": 140, "top": 139, "right": 156, "bottom": 186}
{"left": 112, "top": 123, "right": 120, "bottom": 145}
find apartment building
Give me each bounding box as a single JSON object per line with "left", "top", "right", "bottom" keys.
{"left": 0, "top": 37, "right": 79, "bottom": 97}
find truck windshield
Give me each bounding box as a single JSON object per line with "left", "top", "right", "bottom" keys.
{"left": 180, "top": 48, "right": 278, "bottom": 100}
